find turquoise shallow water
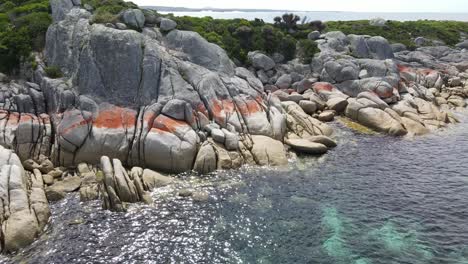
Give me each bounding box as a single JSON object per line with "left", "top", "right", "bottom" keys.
{"left": 3, "top": 111, "right": 468, "bottom": 264}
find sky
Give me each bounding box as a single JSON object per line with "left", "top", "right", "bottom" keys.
{"left": 131, "top": 0, "right": 468, "bottom": 13}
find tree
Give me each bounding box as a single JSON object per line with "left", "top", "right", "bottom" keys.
{"left": 0, "top": 26, "right": 32, "bottom": 73}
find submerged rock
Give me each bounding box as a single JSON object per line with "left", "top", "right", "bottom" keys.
{"left": 285, "top": 139, "right": 328, "bottom": 155}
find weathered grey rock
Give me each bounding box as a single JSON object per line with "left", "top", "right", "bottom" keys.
{"left": 357, "top": 91, "right": 389, "bottom": 110}
{"left": 318, "top": 110, "right": 335, "bottom": 122}
{"left": 0, "top": 72, "right": 7, "bottom": 82}
{"left": 366, "top": 36, "right": 394, "bottom": 60}
{"left": 456, "top": 40, "right": 468, "bottom": 49}
{"left": 45, "top": 187, "right": 66, "bottom": 201}
{"left": 142, "top": 169, "right": 173, "bottom": 189}
{"left": 166, "top": 30, "right": 235, "bottom": 73}
{"left": 23, "top": 159, "right": 40, "bottom": 171}
{"left": 308, "top": 31, "right": 321, "bottom": 40}
{"left": 50, "top": 175, "right": 82, "bottom": 192}
{"left": 307, "top": 135, "right": 337, "bottom": 148}
{"left": 178, "top": 189, "right": 193, "bottom": 197}
{"left": 120, "top": 9, "right": 145, "bottom": 30}
{"left": 115, "top": 23, "right": 127, "bottom": 30}
{"left": 319, "top": 31, "right": 349, "bottom": 53}
{"left": 414, "top": 37, "right": 427, "bottom": 46}
{"left": 48, "top": 169, "right": 63, "bottom": 179}
{"left": 162, "top": 99, "right": 191, "bottom": 121}
{"left": 327, "top": 97, "right": 348, "bottom": 113}
{"left": 248, "top": 51, "right": 275, "bottom": 71}
{"left": 283, "top": 101, "right": 334, "bottom": 138}
{"left": 192, "top": 191, "right": 209, "bottom": 202}
{"left": 250, "top": 135, "right": 288, "bottom": 166}
{"left": 50, "top": 0, "right": 76, "bottom": 22}
{"left": 222, "top": 129, "right": 239, "bottom": 151}
{"left": 39, "top": 159, "right": 54, "bottom": 174}
{"left": 391, "top": 43, "right": 407, "bottom": 53}
{"left": 299, "top": 100, "right": 317, "bottom": 115}
{"left": 211, "top": 128, "right": 225, "bottom": 144}
{"left": 345, "top": 98, "right": 407, "bottom": 136}
{"left": 160, "top": 18, "right": 177, "bottom": 31}
{"left": 321, "top": 60, "right": 359, "bottom": 83}
{"left": 0, "top": 146, "right": 50, "bottom": 252}
{"left": 287, "top": 93, "right": 304, "bottom": 103}
{"left": 272, "top": 52, "right": 285, "bottom": 63}
{"left": 256, "top": 70, "right": 269, "bottom": 84}
{"left": 43, "top": 174, "right": 54, "bottom": 185}
{"left": 369, "top": 18, "right": 386, "bottom": 27}
{"left": 348, "top": 35, "right": 370, "bottom": 58}
{"left": 286, "top": 139, "right": 328, "bottom": 155}
{"left": 401, "top": 117, "right": 430, "bottom": 136}
{"left": 448, "top": 77, "right": 462, "bottom": 87}
{"left": 276, "top": 74, "right": 292, "bottom": 89}
{"left": 193, "top": 143, "right": 217, "bottom": 174}
{"left": 295, "top": 78, "right": 316, "bottom": 94}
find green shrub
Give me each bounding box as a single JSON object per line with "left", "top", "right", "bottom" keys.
{"left": 13, "top": 11, "right": 50, "bottom": 48}
{"left": 0, "top": 26, "right": 31, "bottom": 73}
{"left": 0, "top": 1, "right": 15, "bottom": 12}
{"left": 44, "top": 66, "right": 63, "bottom": 78}
{"left": 325, "top": 20, "right": 468, "bottom": 47}
{"left": 91, "top": 9, "right": 118, "bottom": 24}
{"left": 9, "top": 1, "right": 49, "bottom": 15}
{"left": 297, "top": 39, "right": 319, "bottom": 64}
{"left": 82, "top": 0, "right": 137, "bottom": 13}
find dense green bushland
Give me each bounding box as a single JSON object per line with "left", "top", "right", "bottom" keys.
{"left": 0, "top": 0, "right": 51, "bottom": 73}
{"left": 325, "top": 20, "right": 468, "bottom": 50}
{"left": 169, "top": 14, "right": 319, "bottom": 64}
{"left": 82, "top": 0, "right": 137, "bottom": 24}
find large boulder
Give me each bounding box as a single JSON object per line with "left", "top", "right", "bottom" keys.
{"left": 285, "top": 139, "right": 328, "bottom": 155}
{"left": 0, "top": 146, "right": 50, "bottom": 252}
{"left": 159, "top": 18, "right": 177, "bottom": 32}
{"left": 345, "top": 98, "right": 407, "bottom": 136}
{"left": 250, "top": 136, "right": 288, "bottom": 166}
{"left": 193, "top": 143, "right": 217, "bottom": 174}
{"left": 366, "top": 36, "right": 394, "bottom": 60}
{"left": 165, "top": 30, "right": 236, "bottom": 74}
{"left": 50, "top": 0, "right": 79, "bottom": 22}
{"left": 320, "top": 59, "right": 359, "bottom": 83}
{"left": 456, "top": 40, "right": 468, "bottom": 50}
{"left": 248, "top": 51, "right": 276, "bottom": 71}
{"left": 120, "top": 9, "right": 145, "bottom": 30}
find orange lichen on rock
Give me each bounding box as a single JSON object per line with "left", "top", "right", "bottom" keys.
{"left": 93, "top": 107, "right": 136, "bottom": 129}
{"left": 210, "top": 98, "right": 235, "bottom": 124}
{"left": 151, "top": 115, "right": 187, "bottom": 134}
{"left": 313, "top": 82, "right": 335, "bottom": 93}
{"left": 237, "top": 98, "right": 263, "bottom": 116}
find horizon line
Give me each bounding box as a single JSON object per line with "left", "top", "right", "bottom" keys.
{"left": 143, "top": 5, "right": 468, "bottom": 14}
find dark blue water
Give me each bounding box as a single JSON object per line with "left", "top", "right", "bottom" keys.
{"left": 3, "top": 112, "right": 468, "bottom": 264}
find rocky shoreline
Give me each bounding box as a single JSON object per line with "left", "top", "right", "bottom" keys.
{"left": 0, "top": 0, "right": 467, "bottom": 254}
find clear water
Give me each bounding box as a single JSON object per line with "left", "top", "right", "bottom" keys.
{"left": 159, "top": 11, "right": 468, "bottom": 22}
{"left": 2, "top": 111, "right": 468, "bottom": 264}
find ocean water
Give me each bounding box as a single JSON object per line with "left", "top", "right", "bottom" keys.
{"left": 159, "top": 11, "right": 468, "bottom": 22}
{"left": 3, "top": 111, "right": 468, "bottom": 263}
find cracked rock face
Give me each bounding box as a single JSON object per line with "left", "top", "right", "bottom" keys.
{"left": 0, "top": 146, "right": 50, "bottom": 253}
{"left": 0, "top": 2, "right": 292, "bottom": 174}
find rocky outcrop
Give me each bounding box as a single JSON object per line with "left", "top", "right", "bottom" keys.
{"left": 0, "top": 146, "right": 50, "bottom": 252}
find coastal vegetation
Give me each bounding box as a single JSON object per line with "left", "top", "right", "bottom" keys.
{"left": 0, "top": 0, "right": 467, "bottom": 73}
{"left": 0, "top": 0, "right": 51, "bottom": 73}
